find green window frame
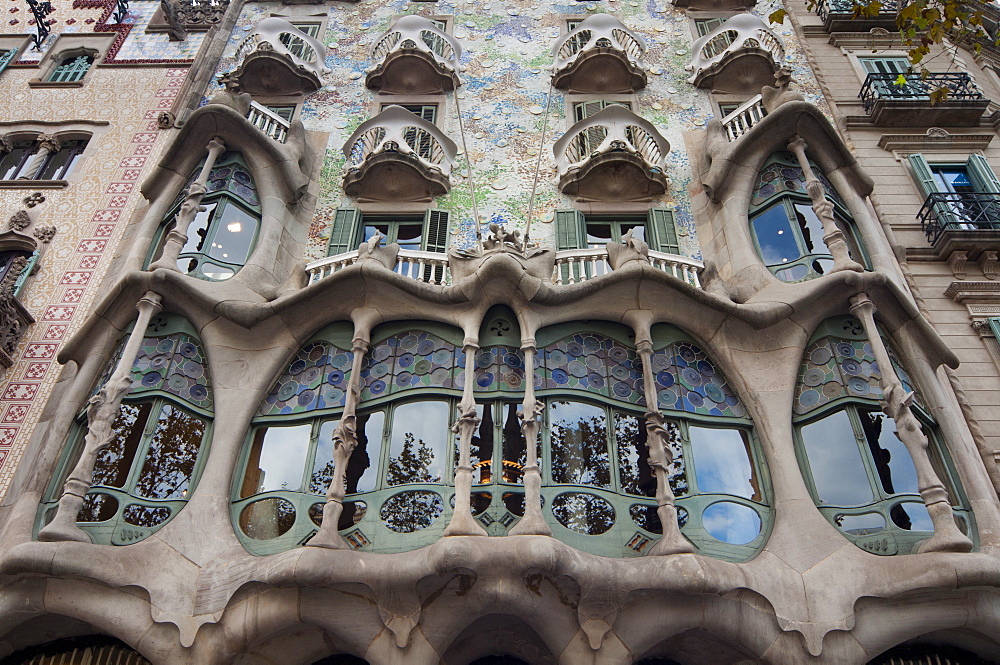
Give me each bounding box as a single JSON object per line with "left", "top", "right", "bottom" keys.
{"left": 792, "top": 315, "right": 974, "bottom": 556}
{"left": 0, "top": 47, "right": 18, "bottom": 76}
{"left": 326, "top": 207, "right": 449, "bottom": 256}
{"left": 694, "top": 17, "right": 727, "bottom": 36}
{"left": 148, "top": 152, "right": 261, "bottom": 282}
{"left": 280, "top": 22, "right": 321, "bottom": 60}
{"left": 48, "top": 53, "right": 94, "bottom": 83}
{"left": 554, "top": 208, "right": 679, "bottom": 252}
{"left": 908, "top": 153, "right": 1000, "bottom": 233}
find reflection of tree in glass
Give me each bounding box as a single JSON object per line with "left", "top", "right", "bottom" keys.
{"left": 380, "top": 490, "right": 444, "bottom": 533}
{"left": 134, "top": 405, "right": 206, "bottom": 500}
{"left": 76, "top": 492, "right": 118, "bottom": 522}
{"left": 859, "top": 410, "right": 912, "bottom": 530}
{"left": 122, "top": 504, "right": 171, "bottom": 527}
{"left": 552, "top": 492, "right": 615, "bottom": 535}
{"left": 92, "top": 403, "right": 150, "bottom": 489}
{"left": 387, "top": 432, "right": 439, "bottom": 485}
{"left": 550, "top": 402, "right": 611, "bottom": 488}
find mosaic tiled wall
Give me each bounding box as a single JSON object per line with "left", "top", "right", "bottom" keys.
{"left": 0, "top": 1, "right": 195, "bottom": 492}
{"left": 209, "top": 0, "right": 829, "bottom": 262}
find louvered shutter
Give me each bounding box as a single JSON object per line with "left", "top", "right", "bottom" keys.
{"left": 555, "top": 209, "right": 586, "bottom": 250}
{"left": 990, "top": 317, "right": 1000, "bottom": 343}
{"left": 966, "top": 154, "right": 1000, "bottom": 228}
{"left": 647, "top": 208, "right": 679, "bottom": 254}
{"left": 423, "top": 209, "right": 449, "bottom": 284}
{"left": 0, "top": 48, "right": 18, "bottom": 76}
{"left": 327, "top": 207, "right": 360, "bottom": 256}
{"left": 966, "top": 154, "right": 1000, "bottom": 192}
{"left": 908, "top": 154, "right": 957, "bottom": 232}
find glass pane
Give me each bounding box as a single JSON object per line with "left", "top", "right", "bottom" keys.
{"left": 551, "top": 492, "right": 616, "bottom": 535}
{"left": 471, "top": 403, "right": 493, "bottom": 484}
{"left": 37, "top": 147, "right": 76, "bottom": 180}
{"left": 134, "top": 404, "right": 207, "bottom": 500}
{"left": 890, "top": 501, "right": 933, "bottom": 531}
{"left": 199, "top": 263, "right": 235, "bottom": 281}
{"left": 349, "top": 411, "right": 385, "bottom": 493}
{"left": 800, "top": 410, "right": 874, "bottom": 506}
{"left": 620, "top": 222, "right": 645, "bottom": 243}
{"left": 586, "top": 223, "right": 613, "bottom": 247}
{"left": 122, "top": 504, "right": 171, "bottom": 527}
{"left": 614, "top": 412, "right": 655, "bottom": 497}
{"left": 386, "top": 401, "right": 448, "bottom": 485}
{"left": 501, "top": 402, "right": 527, "bottom": 484}
{"left": 701, "top": 502, "right": 761, "bottom": 544}
{"left": 364, "top": 224, "right": 390, "bottom": 243}
{"left": 77, "top": 492, "right": 119, "bottom": 522}
{"left": 395, "top": 223, "right": 423, "bottom": 251}
{"left": 380, "top": 490, "right": 444, "bottom": 532}
{"left": 835, "top": 511, "right": 885, "bottom": 535}
{"left": 689, "top": 427, "right": 757, "bottom": 500}
{"left": 93, "top": 402, "right": 153, "bottom": 489}
{"left": 207, "top": 203, "right": 257, "bottom": 264}
{"left": 751, "top": 203, "right": 802, "bottom": 266}
{"left": 241, "top": 423, "right": 311, "bottom": 498}
{"left": 858, "top": 410, "right": 919, "bottom": 496}
{"left": 309, "top": 419, "right": 340, "bottom": 496}
{"left": 549, "top": 401, "right": 611, "bottom": 488}
{"left": 932, "top": 166, "right": 974, "bottom": 193}
{"left": 792, "top": 203, "right": 832, "bottom": 258}
{"left": 180, "top": 202, "right": 217, "bottom": 256}
{"left": 0, "top": 145, "right": 31, "bottom": 180}
{"left": 239, "top": 497, "right": 296, "bottom": 540}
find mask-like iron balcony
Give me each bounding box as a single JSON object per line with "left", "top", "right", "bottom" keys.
{"left": 231, "top": 17, "right": 330, "bottom": 96}
{"left": 859, "top": 72, "right": 989, "bottom": 127}
{"left": 342, "top": 105, "right": 458, "bottom": 202}
{"left": 551, "top": 14, "right": 647, "bottom": 93}
{"left": 366, "top": 15, "right": 462, "bottom": 94}
{"left": 553, "top": 104, "right": 670, "bottom": 201}
{"left": 686, "top": 14, "right": 785, "bottom": 94}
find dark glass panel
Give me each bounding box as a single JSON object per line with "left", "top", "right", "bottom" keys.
{"left": 858, "top": 410, "right": 919, "bottom": 496}
{"left": 395, "top": 223, "right": 423, "bottom": 251}
{"left": 551, "top": 492, "right": 615, "bottom": 535}
{"left": 207, "top": 203, "right": 257, "bottom": 264}
{"left": 380, "top": 490, "right": 444, "bottom": 532}
{"left": 122, "top": 504, "right": 171, "bottom": 527}
{"left": 586, "top": 223, "right": 613, "bottom": 247}
{"left": 76, "top": 492, "right": 119, "bottom": 522}
{"left": 470, "top": 402, "right": 493, "bottom": 484}
{"left": 549, "top": 401, "right": 611, "bottom": 488}
{"left": 386, "top": 401, "right": 448, "bottom": 486}
{"left": 134, "top": 405, "right": 206, "bottom": 500}
{"left": 614, "top": 411, "right": 655, "bottom": 497}
{"left": 501, "top": 402, "right": 527, "bottom": 484}
{"left": 834, "top": 512, "right": 885, "bottom": 536}
{"left": 346, "top": 411, "right": 385, "bottom": 493}
{"left": 800, "top": 410, "right": 874, "bottom": 506}
{"left": 890, "top": 501, "right": 933, "bottom": 531}
{"left": 93, "top": 402, "right": 152, "bottom": 489}
{"left": 751, "top": 203, "right": 802, "bottom": 266}
{"left": 239, "top": 497, "right": 296, "bottom": 540}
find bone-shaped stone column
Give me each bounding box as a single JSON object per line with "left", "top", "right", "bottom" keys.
{"left": 39, "top": 291, "right": 163, "bottom": 543}
{"left": 787, "top": 136, "right": 865, "bottom": 275}
{"left": 636, "top": 338, "right": 695, "bottom": 555}
{"left": 509, "top": 339, "right": 551, "bottom": 536}
{"left": 849, "top": 294, "right": 973, "bottom": 553}
{"left": 309, "top": 334, "right": 370, "bottom": 549}
{"left": 149, "top": 137, "right": 226, "bottom": 272}
{"left": 443, "top": 339, "right": 488, "bottom": 536}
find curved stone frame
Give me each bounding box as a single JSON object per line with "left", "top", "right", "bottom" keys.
{"left": 791, "top": 315, "right": 977, "bottom": 556}
{"left": 144, "top": 151, "right": 262, "bottom": 282}
{"left": 36, "top": 314, "right": 215, "bottom": 547}
{"left": 748, "top": 151, "right": 870, "bottom": 283}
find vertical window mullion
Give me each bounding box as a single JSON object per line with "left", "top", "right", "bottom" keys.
{"left": 846, "top": 406, "right": 886, "bottom": 502}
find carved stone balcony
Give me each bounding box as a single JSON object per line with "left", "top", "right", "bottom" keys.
{"left": 686, "top": 14, "right": 785, "bottom": 94}
{"left": 553, "top": 104, "right": 669, "bottom": 201}
{"left": 917, "top": 192, "right": 1000, "bottom": 270}
{"left": 366, "top": 16, "right": 461, "bottom": 94}
{"left": 551, "top": 14, "right": 646, "bottom": 93}
{"left": 552, "top": 247, "right": 703, "bottom": 286}
{"left": 859, "top": 73, "right": 989, "bottom": 127}
{"left": 230, "top": 18, "right": 329, "bottom": 96}
{"left": 307, "top": 248, "right": 451, "bottom": 285}
{"left": 815, "top": 0, "right": 900, "bottom": 31}
{"left": 342, "top": 105, "right": 458, "bottom": 202}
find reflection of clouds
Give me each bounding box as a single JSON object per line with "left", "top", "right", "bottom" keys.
{"left": 257, "top": 424, "right": 311, "bottom": 493}
{"left": 801, "top": 411, "right": 873, "bottom": 506}
{"left": 873, "top": 416, "right": 919, "bottom": 495}
{"left": 390, "top": 402, "right": 449, "bottom": 482}
{"left": 702, "top": 502, "right": 760, "bottom": 545}
{"left": 689, "top": 427, "right": 754, "bottom": 499}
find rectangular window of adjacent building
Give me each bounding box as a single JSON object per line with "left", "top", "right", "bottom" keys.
{"left": 908, "top": 153, "right": 1000, "bottom": 233}
{"left": 694, "top": 17, "right": 727, "bottom": 36}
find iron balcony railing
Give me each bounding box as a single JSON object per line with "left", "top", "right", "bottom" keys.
{"left": 917, "top": 192, "right": 1000, "bottom": 244}
{"left": 815, "top": 0, "right": 900, "bottom": 22}
{"left": 859, "top": 72, "right": 984, "bottom": 114}
{"left": 552, "top": 13, "right": 646, "bottom": 72}
{"left": 720, "top": 94, "right": 766, "bottom": 141}
{"left": 246, "top": 101, "right": 290, "bottom": 143}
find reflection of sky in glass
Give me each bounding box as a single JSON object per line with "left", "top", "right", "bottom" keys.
{"left": 862, "top": 411, "right": 919, "bottom": 495}
{"left": 801, "top": 411, "right": 873, "bottom": 506}
{"left": 689, "top": 427, "right": 756, "bottom": 499}
{"left": 310, "top": 419, "right": 340, "bottom": 495}
{"left": 389, "top": 401, "right": 448, "bottom": 483}
{"left": 836, "top": 512, "right": 885, "bottom": 535}
{"left": 702, "top": 502, "right": 760, "bottom": 544}
{"left": 751, "top": 204, "right": 800, "bottom": 265}
{"left": 792, "top": 203, "right": 831, "bottom": 255}
{"left": 255, "top": 424, "right": 311, "bottom": 493}
{"left": 896, "top": 502, "right": 933, "bottom": 531}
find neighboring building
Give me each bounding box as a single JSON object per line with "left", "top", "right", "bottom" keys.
{"left": 0, "top": 0, "right": 999, "bottom": 662}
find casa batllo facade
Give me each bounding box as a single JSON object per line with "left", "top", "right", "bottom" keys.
{"left": 0, "top": 0, "right": 999, "bottom": 661}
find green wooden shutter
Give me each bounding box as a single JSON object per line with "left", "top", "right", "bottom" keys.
{"left": 327, "top": 207, "right": 360, "bottom": 256}
{"left": 555, "top": 209, "right": 586, "bottom": 250}
{"left": 0, "top": 47, "right": 18, "bottom": 76}
{"left": 908, "top": 154, "right": 956, "bottom": 230}
{"left": 423, "top": 209, "right": 449, "bottom": 252}
{"left": 966, "top": 154, "right": 1000, "bottom": 192}
{"left": 990, "top": 317, "right": 1000, "bottom": 342}
{"left": 647, "top": 208, "right": 679, "bottom": 254}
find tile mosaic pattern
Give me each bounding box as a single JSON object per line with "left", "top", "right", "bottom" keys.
{"left": 259, "top": 341, "right": 353, "bottom": 416}
{"left": 750, "top": 157, "right": 839, "bottom": 209}
{"left": 539, "top": 332, "right": 644, "bottom": 407}
{"left": 360, "top": 331, "right": 461, "bottom": 400}
{"left": 651, "top": 341, "right": 746, "bottom": 418}
{"left": 474, "top": 345, "right": 525, "bottom": 391}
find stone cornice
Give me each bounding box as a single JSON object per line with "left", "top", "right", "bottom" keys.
{"left": 944, "top": 281, "right": 1000, "bottom": 303}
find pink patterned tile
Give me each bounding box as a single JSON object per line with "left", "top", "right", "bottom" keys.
{"left": 43, "top": 325, "right": 67, "bottom": 340}
{"left": 132, "top": 133, "right": 157, "bottom": 143}
{"left": 78, "top": 256, "right": 100, "bottom": 269}
{"left": 120, "top": 156, "right": 146, "bottom": 168}
{"left": 106, "top": 197, "right": 127, "bottom": 208}
{"left": 3, "top": 384, "right": 39, "bottom": 401}
{"left": 41, "top": 306, "right": 75, "bottom": 321}
{"left": 92, "top": 210, "right": 121, "bottom": 223}
{"left": 22, "top": 363, "right": 47, "bottom": 380}
{"left": 61, "top": 272, "right": 92, "bottom": 285}
{"left": 23, "top": 343, "right": 57, "bottom": 359}
{"left": 106, "top": 183, "right": 133, "bottom": 194}
{"left": 0, "top": 429, "right": 16, "bottom": 446}
{"left": 62, "top": 289, "right": 84, "bottom": 303}
{"left": 94, "top": 225, "right": 115, "bottom": 237}
{"left": 2, "top": 404, "right": 30, "bottom": 423}
{"left": 77, "top": 239, "right": 107, "bottom": 253}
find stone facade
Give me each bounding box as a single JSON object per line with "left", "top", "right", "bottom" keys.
{"left": 0, "top": 0, "right": 999, "bottom": 663}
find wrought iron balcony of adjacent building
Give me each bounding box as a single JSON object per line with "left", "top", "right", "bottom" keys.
{"left": 917, "top": 192, "right": 1000, "bottom": 270}
{"left": 365, "top": 16, "right": 462, "bottom": 94}
{"left": 859, "top": 72, "right": 989, "bottom": 127}
{"left": 814, "top": 0, "right": 900, "bottom": 32}
{"left": 553, "top": 104, "right": 670, "bottom": 201}
{"left": 342, "top": 105, "right": 458, "bottom": 202}
{"left": 550, "top": 14, "right": 647, "bottom": 93}
{"left": 230, "top": 18, "right": 330, "bottom": 96}
{"left": 686, "top": 14, "right": 785, "bottom": 94}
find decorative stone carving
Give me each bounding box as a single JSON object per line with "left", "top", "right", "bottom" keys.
{"left": 366, "top": 15, "right": 462, "bottom": 94}
{"left": 483, "top": 223, "right": 526, "bottom": 254}
{"left": 550, "top": 13, "right": 647, "bottom": 93}
{"left": 160, "top": 0, "right": 188, "bottom": 41}
{"left": 509, "top": 343, "right": 551, "bottom": 536}
{"left": 354, "top": 228, "right": 399, "bottom": 270}
{"left": 229, "top": 17, "right": 330, "bottom": 95}
{"left": 948, "top": 249, "right": 969, "bottom": 280}
{"left": 157, "top": 111, "right": 175, "bottom": 129}
{"left": 686, "top": 13, "right": 785, "bottom": 94}
{"left": 0, "top": 136, "right": 11, "bottom": 154}
{"left": 978, "top": 250, "right": 997, "bottom": 280}
{"left": 8, "top": 211, "right": 30, "bottom": 232}
{"left": 17, "top": 135, "right": 60, "bottom": 181}
{"left": 444, "top": 340, "right": 489, "bottom": 537}
{"left": 32, "top": 225, "right": 55, "bottom": 243}
{"left": 606, "top": 227, "right": 649, "bottom": 269}
{"left": 22, "top": 192, "right": 45, "bottom": 208}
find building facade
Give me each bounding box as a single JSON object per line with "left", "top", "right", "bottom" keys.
{"left": 0, "top": 0, "right": 999, "bottom": 662}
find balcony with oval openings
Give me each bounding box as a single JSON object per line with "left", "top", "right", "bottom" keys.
{"left": 551, "top": 14, "right": 647, "bottom": 93}
{"left": 342, "top": 105, "right": 458, "bottom": 202}
{"left": 228, "top": 17, "right": 330, "bottom": 96}
{"left": 553, "top": 104, "right": 670, "bottom": 201}
{"left": 686, "top": 14, "right": 785, "bottom": 94}
{"left": 366, "top": 16, "right": 461, "bottom": 94}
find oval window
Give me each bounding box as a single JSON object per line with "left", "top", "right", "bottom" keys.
{"left": 552, "top": 492, "right": 615, "bottom": 535}
{"left": 380, "top": 491, "right": 444, "bottom": 533}
{"left": 701, "top": 501, "right": 761, "bottom": 545}
{"left": 239, "top": 497, "right": 296, "bottom": 540}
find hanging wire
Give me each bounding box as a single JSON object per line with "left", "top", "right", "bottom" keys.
{"left": 524, "top": 81, "right": 554, "bottom": 247}
{"left": 453, "top": 91, "right": 484, "bottom": 254}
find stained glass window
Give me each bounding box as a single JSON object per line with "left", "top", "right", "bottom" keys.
{"left": 650, "top": 341, "right": 745, "bottom": 418}
{"left": 360, "top": 330, "right": 462, "bottom": 399}
{"left": 539, "top": 332, "right": 644, "bottom": 406}
{"left": 259, "top": 341, "right": 353, "bottom": 415}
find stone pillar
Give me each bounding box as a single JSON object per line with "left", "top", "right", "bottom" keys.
{"left": 509, "top": 339, "right": 551, "bottom": 536}
{"left": 849, "top": 293, "right": 973, "bottom": 553}
{"left": 636, "top": 337, "right": 694, "bottom": 555}
{"left": 443, "top": 339, "right": 488, "bottom": 536}
{"left": 787, "top": 136, "right": 865, "bottom": 274}
{"left": 149, "top": 137, "right": 226, "bottom": 272}
{"left": 17, "top": 134, "right": 60, "bottom": 180}
{"left": 0, "top": 135, "right": 12, "bottom": 158}
{"left": 309, "top": 334, "right": 370, "bottom": 549}
{"left": 38, "top": 291, "right": 163, "bottom": 543}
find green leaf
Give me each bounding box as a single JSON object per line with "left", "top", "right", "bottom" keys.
{"left": 768, "top": 8, "right": 787, "bottom": 24}
{"left": 894, "top": 73, "right": 908, "bottom": 86}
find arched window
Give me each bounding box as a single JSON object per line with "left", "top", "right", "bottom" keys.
{"left": 749, "top": 152, "right": 866, "bottom": 283}
{"left": 151, "top": 152, "right": 260, "bottom": 281}
{"left": 868, "top": 645, "right": 994, "bottom": 665}
{"left": 0, "top": 134, "right": 89, "bottom": 181}
{"left": 793, "top": 315, "right": 974, "bottom": 555}
{"left": 47, "top": 52, "right": 95, "bottom": 83}
{"left": 38, "top": 315, "right": 214, "bottom": 546}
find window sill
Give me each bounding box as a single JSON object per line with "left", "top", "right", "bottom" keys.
{"left": 28, "top": 80, "right": 86, "bottom": 88}
{"left": 0, "top": 180, "right": 68, "bottom": 189}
